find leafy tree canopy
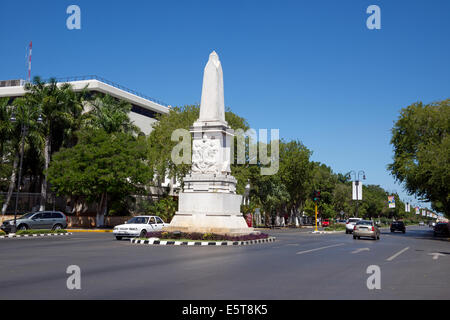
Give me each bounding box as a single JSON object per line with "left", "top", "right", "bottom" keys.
{"left": 148, "top": 105, "right": 250, "bottom": 186}
{"left": 47, "top": 129, "right": 152, "bottom": 211}
{"left": 388, "top": 99, "right": 450, "bottom": 217}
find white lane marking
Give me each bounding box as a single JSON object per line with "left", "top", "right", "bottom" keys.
{"left": 352, "top": 248, "right": 370, "bottom": 254}
{"left": 296, "top": 243, "right": 345, "bottom": 255}
{"left": 429, "top": 253, "right": 446, "bottom": 261}
{"left": 386, "top": 247, "right": 410, "bottom": 261}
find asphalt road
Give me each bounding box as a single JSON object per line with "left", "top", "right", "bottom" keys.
{"left": 0, "top": 226, "right": 449, "bottom": 300}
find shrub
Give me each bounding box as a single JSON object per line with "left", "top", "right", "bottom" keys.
{"left": 145, "top": 231, "right": 270, "bottom": 242}
{"left": 144, "top": 196, "right": 178, "bottom": 223}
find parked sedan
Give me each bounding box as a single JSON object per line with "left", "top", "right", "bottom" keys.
{"left": 353, "top": 220, "right": 380, "bottom": 240}
{"left": 113, "top": 216, "right": 170, "bottom": 240}
{"left": 1, "top": 211, "right": 68, "bottom": 233}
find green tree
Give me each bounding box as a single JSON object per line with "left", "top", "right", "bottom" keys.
{"left": 252, "top": 174, "right": 290, "bottom": 224}
{"left": 146, "top": 196, "right": 178, "bottom": 223}
{"left": 19, "top": 77, "right": 86, "bottom": 211}
{"left": 278, "top": 140, "right": 314, "bottom": 220}
{"left": 0, "top": 97, "right": 14, "bottom": 161}
{"left": 388, "top": 99, "right": 450, "bottom": 217}
{"left": 83, "top": 93, "right": 138, "bottom": 135}
{"left": 1, "top": 98, "right": 42, "bottom": 215}
{"left": 0, "top": 97, "right": 14, "bottom": 194}
{"left": 332, "top": 183, "right": 352, "bottom": 218}
{"left": 309, "top": 162, "right": 338, "bottom": 219}
{"left": 148, "top": 105, "right": 250, "bottom": 193}
{"left": 47, "top": 129, "right": 152, "bottom": 225}
{"left": 358, "top": 185, "right": 389, "bottom": 219}
{"left": 147, "top": 105, "right": 199, "bottom": 192}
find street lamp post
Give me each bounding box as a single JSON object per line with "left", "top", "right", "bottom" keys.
{"left": 349, "top": 170, "right": 366, "bottom": 217}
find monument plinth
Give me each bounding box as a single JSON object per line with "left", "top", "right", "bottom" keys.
{"left": 164, "top": 51, "right": 254, "bottom": 236}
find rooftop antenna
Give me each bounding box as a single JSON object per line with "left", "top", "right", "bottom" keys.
{"left": 26, "top": 41, "right": 32, "bottom": 83}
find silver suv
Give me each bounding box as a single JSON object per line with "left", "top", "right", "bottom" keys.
{"left": 1, "top": 211, "right": 68, "bottom": 233}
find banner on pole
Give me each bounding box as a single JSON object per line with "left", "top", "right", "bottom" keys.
{"left": 405, "top": 203, "right": 411, "bottom": 213}
{"left": 352, "top": 182, "right": 363, "bottom": 201}
{"left": 415, "top": 207, "right": 420, "bottom": 215}
{"left": 388, "top": 196, "right": 396, "bottom": 209}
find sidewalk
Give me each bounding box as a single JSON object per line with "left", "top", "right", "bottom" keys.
{"left": 68, "top": 228, "right": 113, "bottom": 233}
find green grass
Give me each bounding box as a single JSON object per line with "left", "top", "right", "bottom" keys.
{"left": 16, "top": 229, "right": 68, "bottom": 236}
{"left": 0, "top": 231, "right": 6, "bottom": 236}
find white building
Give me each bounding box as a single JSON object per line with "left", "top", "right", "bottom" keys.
{"left": 0, "top": 76, "right": 179, "bottom": 193}
{"left": 0, "top": 76, "right": 170, "bottom": 135}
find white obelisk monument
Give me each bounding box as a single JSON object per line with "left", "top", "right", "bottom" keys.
{"left": 165, "top": 51, "right": 253, "bottom": 235}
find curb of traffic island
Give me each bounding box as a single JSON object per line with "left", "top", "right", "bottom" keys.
{"left": 130, "top": 237, "right": 277, "bottom": 246}
{"left": 0, "top": 233, "right": 73, "bottom": 239}
{"left": 68, "top": 229, "right": 113, "bottom": 233}
{"left": 310, "top": 231, "right": 345, "bottom": 235}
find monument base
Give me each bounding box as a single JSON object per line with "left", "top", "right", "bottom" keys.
{"left": 164, "top": 192, "right": 255, "bottom": 236}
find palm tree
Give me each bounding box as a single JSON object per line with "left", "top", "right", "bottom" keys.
{"left": 83, "top": 93, "right": 139, "bottom": 134}
{"left": 60, "top": 83, "right": 89, "bottom": 148}
{"left": 21, "top": 77, "right": 86, "bottom": 211}
{"left": 1, "top": 99, "right": 42, "bottom": 215}
{"left": 0, "top": 97, "right": 14, "bottom": 162}
{"left": 0, "top": 97, "right": 15, "bottom": 214}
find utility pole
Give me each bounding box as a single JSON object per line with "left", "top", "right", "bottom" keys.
{"left": 313, "top": 191, "right": 321, "bottom": 232}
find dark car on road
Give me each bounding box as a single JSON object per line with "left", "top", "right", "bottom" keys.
{"left": 433, "top": 223, "right": 450, "bottom": 237}
{"left": 391, "top": 221, "right": 406, "bottom": 233}
{"left": 1, "top": 211, "right": 68, "bottom": 234}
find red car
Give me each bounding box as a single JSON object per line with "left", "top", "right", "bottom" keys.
{"left": 322, "top": 219, "right": 330, "bottom": 227}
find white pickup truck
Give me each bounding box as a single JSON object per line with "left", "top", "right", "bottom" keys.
{"left": 113, "top": 216, "right": 170, "bottom": 240}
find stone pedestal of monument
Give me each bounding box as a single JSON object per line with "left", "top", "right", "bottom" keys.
{"left": 164, "top": 52, "right": 254, "bottom": 236}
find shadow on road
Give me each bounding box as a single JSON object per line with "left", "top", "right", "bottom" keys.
{"left": 381, "top": 227, "right": 450, "bottom": 243}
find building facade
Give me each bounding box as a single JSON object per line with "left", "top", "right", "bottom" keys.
{"left": 0, "top": 77, "right": 179, "bottom": 216}
{"left": 0, "top": 76, "right": 170, "bottom": 135}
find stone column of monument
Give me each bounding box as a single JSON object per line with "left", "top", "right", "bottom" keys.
{"left": 164, "top": 51, "right": 254, "bottom": 236}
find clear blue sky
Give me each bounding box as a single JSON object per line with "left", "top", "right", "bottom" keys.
{"left": 1, "top": 0, "right": 449, "bottom": 210}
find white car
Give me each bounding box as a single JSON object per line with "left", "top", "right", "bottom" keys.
{"left": 113, "top": 216, "right": 170, "bottom": 240}
{"left": 345, "top": 218, "right": 362, "bottom": 234}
